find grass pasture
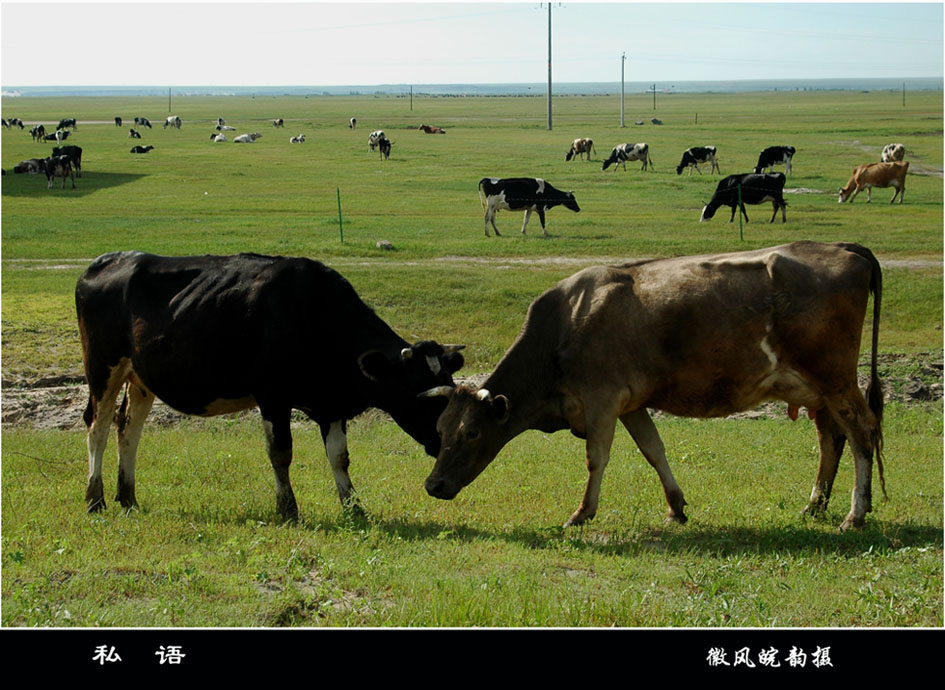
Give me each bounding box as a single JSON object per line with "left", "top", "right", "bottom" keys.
{"left": 1, "top": 89, "right": 942, "bottom": 629}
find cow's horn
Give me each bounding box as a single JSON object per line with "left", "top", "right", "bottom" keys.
{"left": 418, "top": 386, "right": 453, "bottom": 398}
{"left": 476, "top": 389, "right": 493, "bottom": 402}
{"left": 401, "top": 348, "right": 413, "bottom": 360}
{"left": 442, "top": 344, "right": 466, "bottom": 353}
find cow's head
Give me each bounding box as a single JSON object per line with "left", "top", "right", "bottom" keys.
{"left": 699, "top": 202, "right": 716, "bottom": 221}
{"left": 563, "top": 192, "right": 581, "bottom": 213}
{"left": 358, "top": 341, "right": 465, "bottom": 457}
{"left": 422, "top": 386, "right": 512, "bottom": 500}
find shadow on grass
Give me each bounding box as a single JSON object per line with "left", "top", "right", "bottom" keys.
{"left": 1, "top": 171, "right": 147, "bottom": 197}
{"left": 344, "top": 514, "right": 943, "bottom": 559}
{"left": 171, "top": 501, "right": 942, "bottom": 559}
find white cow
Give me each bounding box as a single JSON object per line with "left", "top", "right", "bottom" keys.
{"left": 290, "top": 134, "right": 306, "bottom": 143}
{"left": 164, "top": 116, "right": 182, "bottom": 130}
{"left": 234, "top": 132, "right": 262, "bottom": 143}
{"left": 210, "top": 133, "right": 227, "bottom": 142}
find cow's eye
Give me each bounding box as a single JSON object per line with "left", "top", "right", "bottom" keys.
{"left": 465, "top": 428, "right": 480, "bottom": 442}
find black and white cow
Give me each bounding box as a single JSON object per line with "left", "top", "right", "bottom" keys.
{"left": 211, "top": 133, "right": 227, "bottom": 142}
{"left": 30, "top": 124, "right": 47, "bottom": 141}
{"left": 130, "top": 145, "right": 154, "bottom": 154}
{"left": 368, "top": 130, "right": 385, "bottom": 151}
{"left": 234, "top": 133, "right": 262, "bottom": 143}
{"left": 601, "top": 143, "right": 653, "bottom": 171}
{"left": 42, "top": 130, "right": 70, "bottom": 144}
{"left": 58, "top": 117, "right": 77, "bottom": 131}
{"left": 377, "top": 136, "right": 392, "bottom": 159}
{"left": 349, "top": 117, "right": 357, "bottom": 129}
{"left": 676, "top": 146, "right": 719, "bottom": 175}
{"left": 164, "top": 116, "right": 182, "bottom": 130}
{"left": 52, "top": 145, "right": 82, "bottom": 177}
{"left": 273, "top": 118, "right": 284, "bottom": 128}
{"left": 13, "top": 158, "right": 45, "bottom": 174}
{"left": 8, "top": 117, "right": 25, "bottom": 129}
{"left": 134, "top": 117, "right": 152, "bottom": 129}
{"left": 754, "top": 146, "right": 795, "bottom": 175}
{"left": 700, "top": 172, "right": 787, "bottom": 223}
{"left": 75, "top": 251, "right": 465, "bottom": 519}
{"left": 478, "top": 177, "right": 581, "bottom": 237}
{"left": 290, "top": 134, "right": 305, "bottom": 143}
{"left": 43, "top": 155, "right": 75, "bottom": 189}
{"left": 129, "top": 128, "right": 142, "bottom": 139}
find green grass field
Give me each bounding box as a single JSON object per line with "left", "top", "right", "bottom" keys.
{"left": 1, "top": 90, "right": 942, "bottom": 628}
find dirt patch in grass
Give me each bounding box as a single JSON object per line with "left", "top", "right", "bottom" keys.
{"left": 2, "top": 352, "right": 940, "bottom": 431}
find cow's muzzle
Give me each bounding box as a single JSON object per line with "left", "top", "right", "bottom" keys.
{"left": 425, "top": 475, "right": 459, "bottom": 500}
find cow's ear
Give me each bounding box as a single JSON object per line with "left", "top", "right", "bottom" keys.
{"left": 443, "top": 351, "right": 464, "bottom": 374}
{"left": 491, "top": 395, "right": 511, "bottom": 424}
{"left": 358, "top": 350, "right": 396, "bottom": 382}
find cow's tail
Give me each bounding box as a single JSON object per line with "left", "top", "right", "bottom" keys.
{"left": 477, "top": 178, "right": 487, "bottom": 212}
{"left": 845, "top": 242, "right": 885, "bottom": 499}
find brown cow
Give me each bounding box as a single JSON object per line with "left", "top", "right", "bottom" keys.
{"left": 419, "top": 124, "right": 445, "bottom": 134}
{"left": 565, "top": 137, "right": 595, "bottom": 162}
{"left": 422, "top": 241, "right": 884, "bottom": 532}
{"left": 838, "top": 161, "right": 908, "bottom": 204}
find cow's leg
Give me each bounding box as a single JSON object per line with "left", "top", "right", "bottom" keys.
{"left": 114, "top": 381, "right": 155, "bottom": 509}
{"left": 260, "top": 408, "right": 298, "bottom": 521}
{"left": 520, "top": 209, "right": 532, "bottom": 234}
{"left": 321, "top": 420, "right": 364, "bottom": 516}
{"left": 536, "top": 208, "right": 548, "bottom": 236}
{"left": 85, "top": 362, "right": 130, "bottom": 512}
{"left": 821, "top": 392, "right": 880, "bottom": 530}
{"left": 620, "top": 409, "right": 688, "bottom": 524}
{"left": 866, "top": 186, "right": 872, "bottom": 203}
{"left": 565, "top": 414, "right": 618, "bottom": 527}
{"left": 803, "top": 408, "right": 846, "bottom": 517}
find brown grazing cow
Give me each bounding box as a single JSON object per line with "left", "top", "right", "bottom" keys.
{"left": 838, "top": 161, "right": 908, "bottom": 204}
{"left": 422, "top": 241, "right": 884, "bottom": 532}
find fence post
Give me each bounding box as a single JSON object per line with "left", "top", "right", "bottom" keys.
{"left": 337, "top": 188, "right": 344, "bottom": 244}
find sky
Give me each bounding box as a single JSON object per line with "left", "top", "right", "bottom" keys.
{"left": 1, "top": 1, "right": 943, "bottom": 87}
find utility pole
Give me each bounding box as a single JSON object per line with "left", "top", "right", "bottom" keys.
{"left": 651, "top": 83, "right": 657, "bottom": 110}
{"left": 620, "top": 52, "right": 626, "bottom": 127}
{"left": 547, "top": 3, "right": 553, "bottom": 131}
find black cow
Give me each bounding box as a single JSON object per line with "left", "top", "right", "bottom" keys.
{"left": 52, "top": 145, "right": 82, "bottom": 177}
{"left": 58, "top": 117, "right": 77, "bottom": 131}
{"left": 43, "top": 155, "right": 75, "bottom": 189}
{"left": 130, "top": 145, "right": 154, "bottom": 154}
{"left": 754, "top": 146, "right": 795, "bottom": 175}
{"left": 700, "top": 173, "right": 787, "bottom": 223}
{"left": 75, "top": 252, "right": 465, "bottom": 520}
{"left": 676, "top": 146, "right": 720, "bottom": 175}
{"left": 115, "top": 117, "right": 123, "bottom": 127}
{"left": 478, "top": 177, "right": 580, "bottom": 237}
{"left": 134, "top": 117, "right": 152, "bottom": 129}
{"left": 378, "top": 136, "right": 392, "bottom": 160}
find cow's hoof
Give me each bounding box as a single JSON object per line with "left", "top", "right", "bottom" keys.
{"left": 839, "top": 514, "right": 865, "bottom": 531}
{"left": 87, "top": 498, "right": 106, "bottom": 513}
